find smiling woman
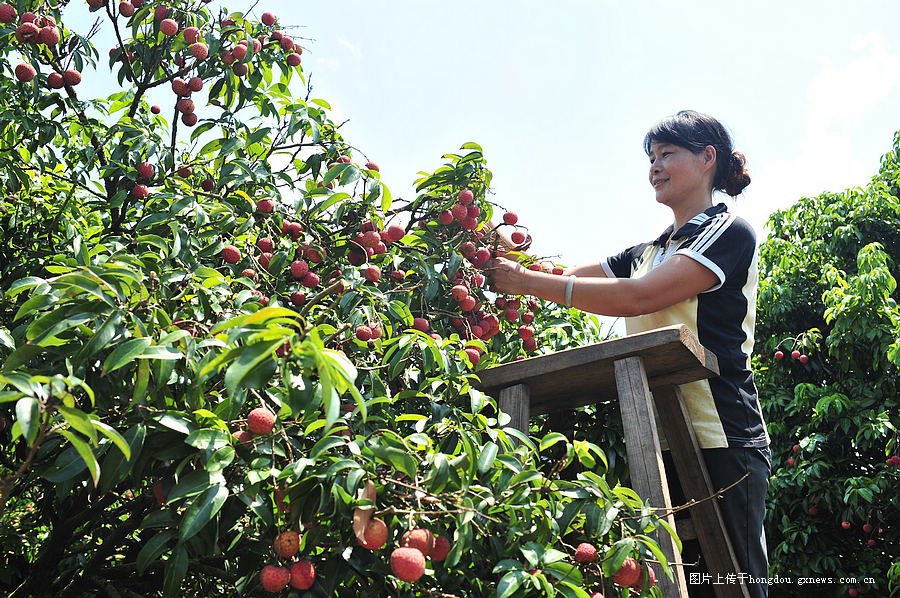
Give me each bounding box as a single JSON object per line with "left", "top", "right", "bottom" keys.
{"left": 489, "top": 110, "right": 771, "bottom": 598}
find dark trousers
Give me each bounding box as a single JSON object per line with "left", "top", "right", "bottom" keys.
{"left": 662, "top": 446, "right": 771, "bottom": 598}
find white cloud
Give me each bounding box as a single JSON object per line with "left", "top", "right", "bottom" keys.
{"left": 338, "top": 37, "right": 363, "bottom": 58}
{"left": 316, "top": 57, "right": 343, "bottom": 71}
{"left": 739, "top": 32, "right": 900, "bottom": 239}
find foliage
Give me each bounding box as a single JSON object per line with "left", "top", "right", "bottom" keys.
{"left": 755, "top": 131, "right": 900, "bottom": 597}
{"left": 0, "top": 1, "right": 669, "bottom": 596}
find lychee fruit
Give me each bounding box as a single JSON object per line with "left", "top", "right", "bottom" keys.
{"left": 573, "top": 542, "right": 597, "bottom": 563}
{"left": 363, "top": 265, "right": 381, "bottom": 283}
{"left": 136, "top": 161, "right": 155, "bottom": 180}
{"left": 234, "top": 430, "right": 254, "bottom": 447}
{"left": 503, "top": 211, "right": 518, "bottom": 225}
{"left": 613, "top": 557, "right": 641, "bottom": 587}
{"left": 221, "top": 245, "right": 241, "bottom": 264}
{"left": 464, "top": 347, "right": 481, "bottom": 366}
{"left": 359, "top": 518, "right": 388, "bottom": 550}
{"left": 290, "top": 260, "right": 310, "bottom": 279}
{"left": 633, "top": 564, "right": 656, "bottom": 588}
{"left": 400, "top": 528, "right": 435, "bottom": 557}
{"left": 289, "top": 559, "right": 315, "bottom": 590}
{"left": 300, "top": 272, "right": 320, "bottom": 288}
{"left": 14, "top": 63, "right": 37, "bottom": 83}
{"left": 257, "top": 237, "right": 274, "bottom": 253}
{"left": 412, "top": 318, "right": 429, "bottom": 332}
{"left": 182, "top": 26, "right": 201, "bottom": 44}
{"left": 132, "top": 184, "right": 149, "bottom": 199}
{"left": 390, "top": 547, "right": 426, "bottom": 583}
{"left": 261, "top": 11, "right": 276, "bottom": 26}
{"left": 289, "top": 291, "right": 306, "bottom": 307}
{"left": 247, "top": 407, "right": 276, "bottom": 435}
{"left": 356, "top": 326, "right": 373, "bottom": 342}
{"left": 273, "top": 530, "right": 300, "bottom": 559}
{"left": 0, "top": 3, "right": 17, "bottom": 23}
{"left": 160, "top": 18, "right": 178, "bottom": 36}
{"left": 259, "top": 564, "right": 290, "bottom": 593}
{"left": 47, "top": 72, "right": 64, "bottom": 89}
{"left": 430, "top": 535, "right": 451, "bottom": 562}
{"left": 37, "top": 26, "right": 60, "bottom": 46}
{"left": 458, "top": 189, "right": 474, "bottom": 205}
{"left": 190, "top": 42, "right": 208, "bottom": 61}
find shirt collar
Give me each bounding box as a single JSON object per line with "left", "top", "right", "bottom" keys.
{"left": 654, "top": 203, "right": 729, "bottom": 246}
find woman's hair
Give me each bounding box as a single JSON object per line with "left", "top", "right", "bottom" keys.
{"left": 643, "top": 110, "right": 751, "bottom": 197}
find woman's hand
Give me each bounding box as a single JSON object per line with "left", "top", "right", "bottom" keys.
{"left": 487, "top": 255, "right": 531, "bottom": 296}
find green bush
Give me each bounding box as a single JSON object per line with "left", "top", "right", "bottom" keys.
{"left": 756, "top": 131, "right": 900, "bottom": 597}
{"left": 0, "top": 2, "right": 668, "bottom": 596}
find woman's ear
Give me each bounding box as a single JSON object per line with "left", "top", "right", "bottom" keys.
{"left": 703, "top": 145, "right": 717, "bottom": 172}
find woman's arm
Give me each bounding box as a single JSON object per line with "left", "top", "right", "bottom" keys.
{"left": 564, "top": 263, "right": 608, "bottom": 278}
{"left": 490, "top": 221, "right": 607, "bottom": 277}
{"left": 489, "top": 254, "right": 718, "bottom": 317}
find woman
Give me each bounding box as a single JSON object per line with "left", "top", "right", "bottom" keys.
{"left": 489, "top": 110, "right": 770, "bottom": 598}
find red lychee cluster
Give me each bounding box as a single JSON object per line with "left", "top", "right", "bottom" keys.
{"left": 216, "top": 10, "right": 302, "bottom": 77}
{"left": 436, "top": 188, "right": 481, "bottom": 231}
{"left": 353, "top": 519, "right": 452, "bottom": 585}
{"left": 232, "top": 408, "right": 276, "bottom": 449}
{"left": 772, "top": 347, "right": 808, "bottom": 363}
{"left": 612, "top": 557, "right": 656, "bottom": 589}
{"left": 170, "top": 75, "right": 203, "bottom": 127}
{"left": 8, "top": 9, "right": 81, "bottom": 87}
{"left": 259, "top": 558, "right": 315, "bottom": 593}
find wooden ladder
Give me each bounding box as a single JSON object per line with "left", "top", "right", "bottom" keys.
{"left": 476, "top": 324, "right": 750, "bottom": 598}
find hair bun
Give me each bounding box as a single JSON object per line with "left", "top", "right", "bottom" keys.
{"left": 724, "top": 151, "right": 751, "bottom": 196}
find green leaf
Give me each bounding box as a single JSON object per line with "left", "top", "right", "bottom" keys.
{"left": 27, "top": 302, "right": 107, "bottom": 346}
{"left": 380, "top": 181, "right": 392, "bottom": 212}
{"left": 371, "top": 445, "right": 417, "bottom": 479}
{"left": 179, "top": 483, "right": 229, "bottom": 542}
{"left": 136, "top": 530, "right": 175, "bottom": 575}
{"left": 184, "top": 428, "right": 230, "bottom": 451}
{"left": 58, "top": 429, "right": 101, "bottom": 486}
{"left": 496, "top": 570, "right": 529, "bottom": 598}
{"left": 602, "top": 538, "right": 635, "bottom": 577}
{"left": 15, "top": 397, "right": 40, "bottom": 446}
{"left": 91, "top": 420, "right": 131, "bottom": 460}
{"left": 556, "top": 581, "right": 591, "bottom": 598}
{"left": 477, "top": 441, "right": 498, "bottom": 474}
{"left": 154, "top": 413, "right": 195, "bottom": 435}
{"left": 224, "top": 339, "right": 282, "bottom": 396}
{"left": 58, "top": 405, "right": 98, "bottom": 445}
{"left": 6, "top": 276, "right": 50, "bottom": 298}
{"left": 75, "top": 310, "right": 123, "bottom": 362}
{"left": 162, "top": 545, "right": 189, "bottom": 598}
{"left": 167, "top": 471, "right": 218, "bottom": 503}
{"left": 540, "top": 432, "right": 568, "bottom": 451}
{"left": 103, "top": 337, "right": 152, "bottom": 374}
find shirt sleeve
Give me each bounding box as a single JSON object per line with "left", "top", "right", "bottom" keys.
{"left": 674, "top": 214, "right": 756, "bottom": 291}
{"left": 602, "top": 243, "right": 645, "bottom": 278}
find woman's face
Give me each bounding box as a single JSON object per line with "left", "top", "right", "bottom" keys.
{"left": 647, "top": 141, "right": 715, "bottom": 207}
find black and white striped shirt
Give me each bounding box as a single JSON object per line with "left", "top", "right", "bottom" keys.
{"left": 602, "top": 203, "right": 769, "bottom": 449}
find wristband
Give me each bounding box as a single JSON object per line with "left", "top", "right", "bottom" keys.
{"left": 564, "top": 275, "right": 576, "bottom": 307}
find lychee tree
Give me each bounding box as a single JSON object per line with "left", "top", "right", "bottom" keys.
{"left": 0, "top": 1, "right": 669, "bottom": 597}
{"left": 755, "top": 132, "right": 900, "bottom": 596}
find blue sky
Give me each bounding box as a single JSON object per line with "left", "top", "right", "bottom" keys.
{"left": 255, "top": 1, "right": 900, "bottom": 267}
{"left": 62, "top": 1, "right": 900, "bottom": 268}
